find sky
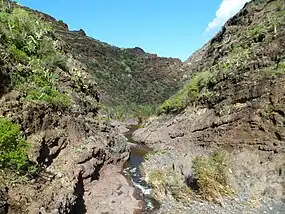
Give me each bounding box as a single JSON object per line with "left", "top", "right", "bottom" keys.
{"left": 16, "top": 0, "right": 250, "bottom": 61}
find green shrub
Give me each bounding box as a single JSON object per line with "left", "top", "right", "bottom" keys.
{"left": 245, "top": 22, "right": 268, "bottom": 42}
{"left": 192, "top": 151, "right": 233, "bottom": 202}
{"left": 133, "top": 104, "right": 157, "bottom": 122}
{"left": 158, "top": 70, "right": 214, "bottom": 114}
{"left": 7, "top": 44, "right": 29, "bottom": 63}
{"left": 277, "top": 61, "right": 285, "bottom": 72}
{"left": 262, "top": 60, "right": 285, "bottom": 77}
{"left": 223, "top": 46, "right": 251, "bottom": 70}
{"left": 100, "top": 103, "right": 157, "bottom": 121}
{"left": 0, "top": 118, "right": 30, "bottom": 173}
{"left": 26, "top": 86, "right": 71, "bottom": 107}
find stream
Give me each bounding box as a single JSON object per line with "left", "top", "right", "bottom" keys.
{"left": 122, "top": 125, "right": 160, "bottom": 213}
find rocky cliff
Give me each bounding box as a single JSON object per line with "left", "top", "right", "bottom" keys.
{"left": 134, "top": 0, "right": 285, "bottom": 213}
{"left": 0, "top": 1, "right": 141, "bottom": 213}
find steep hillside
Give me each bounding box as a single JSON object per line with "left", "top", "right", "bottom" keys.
{"left": 57, "top": 29, "right": 183, "bottom": 107}
{"left": 159, "top": 0, "right": 285, "bottom": 114}
{"left": 134, "top": 0, "right": 285, "bottom": 213}
{"left": 21, "top": 4, "right": 184, "bottom": 118}
{"left": 0, "top": 1, "right": 138, "bottom": 213}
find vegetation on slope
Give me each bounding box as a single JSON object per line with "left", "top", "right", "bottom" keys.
{"left": 0, "top": 0, "right": 73, "bottom": 175}
{"left": 158, "top": 0, "right": 285, "bottom": 115}
{"left": 158, "top": 70, "right": 214, "bottom": 114}
{"left": 55, "top": 22, "right": 183, "bottom": 119}
{"left": 100, "top": 103, "right": 157, "bottom": 121}
{"left": 8, "top": 0, "right": 184, "bottom": 120}
{"left": 0, "top": 1, "right": 70, "bottom": 107}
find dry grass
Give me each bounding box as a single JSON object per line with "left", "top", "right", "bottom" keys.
{"left": 146, "top": 168, "right": 193, "bottom": 204}
{"left": 192, "top": 151, "right": 233, "bottom": 202}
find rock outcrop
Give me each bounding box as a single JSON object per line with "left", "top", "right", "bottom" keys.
{"left": 134, "top": 0, "right": 285, "bottom": 213}
{"left": 0, "top": 59, "right": 133, "bottom": 214}
{"left": 0, "top": 1, "right": 140, "bottom": 213}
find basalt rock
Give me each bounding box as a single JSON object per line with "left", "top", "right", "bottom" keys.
{"left": 0, "top": 187, "right": 8, "bottom": 214}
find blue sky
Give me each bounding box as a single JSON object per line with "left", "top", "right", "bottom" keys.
{"left": 16, "top": 0, "right": 249, "bottom": 61}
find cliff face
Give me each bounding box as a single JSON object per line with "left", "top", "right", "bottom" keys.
{"left": 0, "top": 1, "right": 136, "bottom": 213}
{"left": 134, "top": 0, "right": 285, "bottom": 212}
{"left": 160, "top": 0, "right": 285, "bottom": 114}
{"left": 156, "top": 0, "right": 285, "bottom": 152}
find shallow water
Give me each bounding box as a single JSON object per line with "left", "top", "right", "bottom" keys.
{"left": 122, "top": 125, "right": 160, "bottom": 213}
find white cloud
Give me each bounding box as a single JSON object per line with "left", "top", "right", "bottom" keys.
{"left": 205, "top": 0, "right": 250, "bottom": 34}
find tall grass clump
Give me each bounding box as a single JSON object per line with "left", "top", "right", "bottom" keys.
{"left": 192, "top": 151, "right": 233, "bottom": 202}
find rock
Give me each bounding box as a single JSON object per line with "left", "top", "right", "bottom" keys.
{"left": 78, "top": 29, "right": 86, "bottom": 36}
{"left": 0, "top": 187, "right": 8, "bottom": 214}
{"left": 84, "top": 164, "right": 142, "bottom": 213}
{"left": 169, "top": 130, "right": 185, "bottom": 139}
{"left": 132, "top": 47, "right": 145, "bottom": 55}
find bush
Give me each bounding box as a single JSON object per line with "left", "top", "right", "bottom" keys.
{"left": 7, "top": 44, "right": 29, "bottom": 63}
{"left": 158, "top": 70, "right": 215, "bottom": 114}
{"left": 26, "top": 86, "right": 71, "bottom": 107}
{"left": 133, "top": 104, "right": 157, "bottom": 122}
{"left": 192, "top": 151, "right": 233, "bottom": 202}
{"left": 0, "top": 118, "right": 30, "bottom": 173}
{"left": 262, "top": 60, "right": 285, "bottom": 77}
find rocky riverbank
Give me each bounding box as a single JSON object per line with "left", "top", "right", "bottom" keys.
{"left": 134, "top": 124, "right": 285, "bottom": 213}
{"left": 131, "top": 0, "right": 285, "bottom": 212}
{"left": 84, "top": 164, "right": 142, "bottom": 214}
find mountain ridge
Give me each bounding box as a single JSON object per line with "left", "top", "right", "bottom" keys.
{"left": 12, "top": 1, "right": 185, "bottom": 120}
